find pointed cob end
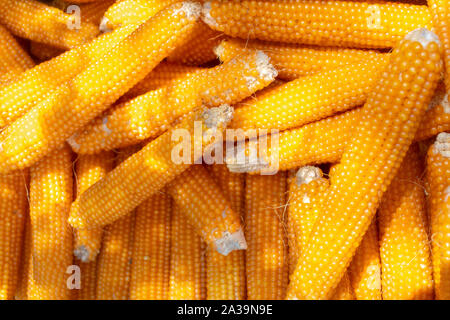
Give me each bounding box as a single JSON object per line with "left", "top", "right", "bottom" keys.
{"left": 404, "top": 28, "right": 441, "bottom": 48}
{"left": 215, "top": 228, "right": 247, "bottom": 256}
{"left": 99, "top": 17, "right": 113, "bottom": 33}
{"left": 213, "top": 41, "right": 225, "bottom": 62}
{"left": 434, "top": 132, "right": 450, "bottom": 158}
{"left": 295, "top": 166, "right": 323, "bottom": 186}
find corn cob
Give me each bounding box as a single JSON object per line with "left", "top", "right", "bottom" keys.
{"left": 379, "top": 146, "right": 434, "bottom": 299}
{"left": 206, "top": 164, "right": 246, "bottom": 300}
{"left": 27, "top": 145, "right": 73, "bottom": 300}
{"left": 287, "top": 28, "right": 442, "bottom": 300}
{"left": 169, "top": 204, "right": 206, "bottom": 300}
{"left": 287, "top": 166, "right": 355, "bottom": 300}
{"left": 0, "top": 24, "right": 138, "bottom": 128}
{"left": 29, "top": 42, "right": 64, "bottom": 62}
{"left": 78, "top": 0, "right": 115, "bottom": 26}
{"left": 104, "top": 0, "right": 182, "bottom": 29}
{"left": 0, "top": 170, "right": 28, "bottom": 300}
{"left": 129, "top": 192, "right": 172, "bottom": 300}
{"left": 0, "top": 0, "right": 99, "bottom": 50}
{"left": 245, "top": 172, "right": 288, "bottom": 300}
{"left": 167, "top": 21, "right": 223, "bottom": 65}
{"left": 0, "top": 25, "right": 34, "bottom": 79}
{"left": 426, "top": 132, "right": 450, "bottom": 300}
{"left": 167, "top": 165, "right": 246, "bottom": 255}
{"left": 70, "top": 50, "right": 276, "bottom": 154}
{"left": 202, "top": 0, "right": 430, "bottom": 49}
{"left": 74, "top": 152, "right": 114, "bottom": 263}
{"left": 216, "top": 38, "right": 389, "bottom": 81}
{"left": 123, "top": 62, "right": 203, "bottom": 100}
{"left": 69, "top": 105, "right": 233, "bottom": 229}
{"left": 348, "top": 219, "right": 382, "bottom": 300}
{"left": 95, "top": 146, "right": 138, "bottom": 300}
{"left": 229, "top": 57, "right": 388, "bottom": 132}
{"left": 415, "top": 83, "right": 450, "bottom": 141}
{"left": 428, "top": 0, "right": 450, "bottom": 94}
{"left": 15, "top": 215, "right": 31, "bottom": 300}
{"left": 0, "top": 2, "right": 202, "bottom": 174}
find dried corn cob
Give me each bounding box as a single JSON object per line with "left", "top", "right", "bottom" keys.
{"left": 206, "top": 164, "right": 246, "bottom": 300}
{"left": 27, "top": 145, "right": 73, "bottom": 300}
{"left": 70, "top": 50, "right": 276, "bottom": 154}
{"left": 0, "top": 24, "right": 138, "bottom": 127}
{"left": 426, "top": 132, "right": 450, "bottom": 300}
{"left": 202, "top": 0, "right": 430, "bottom": 49}
{"left": 348, "top": 219, "right": 382, "bottom": 300}
{"left": 167, "top": 165, "right": 246, "bottom": 255}
{"left": 245, "top": 172, "right": 288, "bottom": 300}
{"left": 169, "top": 204, "right": 206, "bottom": 300}
{"left": 167, "top": 21, "right": 223, "bottom": 65}
{"left": 229, "top": 57, "right": 388, "bottom": 132}
{"left": 0, "top": 25, "right": 34, "bottom": 79}
{"left": 69, "top": 105, "right": 233, "bottom": 229}
{"left": 0, "top": 2, "right": 202, "bottom": 173}
{"left": 0, "top": 170, "right": 28, "bottom": 300}
{"left": 129, "top": 192, "right": 172, "bottom": 300}
{"left": 95, "top": 146, "right": 138, "bottom": 300}
{"left": 379, "top": 146, "right": 434, "bottom": 300}
{"left": 74, "top": 151, "right": 114, "bottom": 263}
{"left": 428, "top": 0, "right": 450, "bottom": 94}
{"left": 287, "top": 28, "right": 442, "bottom": 300}
{"left": 216, "top": 38, "right": 389, "bottom": 81}
{"left": 0, "top": 0, "right": 99, "bottom": 50}
{"left": 415, "top": 83, "right": 450, "bottom": 141}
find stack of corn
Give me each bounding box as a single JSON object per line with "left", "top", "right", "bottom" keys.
{"left": 0, "top": 0, "right": 448, "bottom": 300}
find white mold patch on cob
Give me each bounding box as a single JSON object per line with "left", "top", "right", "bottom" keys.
{"left": 295, "top": 166, "right": 322, "bottom": 186}
{"left": 215, "top": 228, "right": 247, "bottom": 256}
{"left": 74, "top": 245, "right": 90, "bottom": 263}
{"left": 434, "top": 132, "right": 450, "bottom": 158}
{"left": 175, "top": 1, "right": 202, "bottom": 21}
{"left": 404, "top": 28, "right": 441, "bottom": 48}
{"left": 201, "top": 104, "right": 233, "bottom": 142}
{"left": 428, "top": 84, "right": 449, "bottom": 113}
{"left": 202, "top": 2, "right": 217, "bottom": 27}
{"left": 67, "top": 133, "right": 80, "bottom": 152}
{"left": 102, "top": 116, "right": 112, "bottom": 135}
{"left": 255, "top": 50, "right": 278, "bottom": 82}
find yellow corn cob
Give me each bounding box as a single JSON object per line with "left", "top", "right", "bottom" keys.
{"left": 79, "top": 0, "right": 115, "bottom": 26}
{"left": 0, "top": 0, "right": 99, "bottom": 50}
{"left": 123, "top": 62, "right": 203, "bottom": 100}
{"left": 167, "top": 21, "right": 223, "bottom": 65}
{"left": 216, "top": 38, "right": 390, "bottom": 81}
{"left": 74, "top": 152, "right": 114, "bottom": 262}
{"left": 0, "top": 170, "right": 28, "bottom": 300}
{"left": 287, "top": 166, "right": 354, "bottom": 300}
{"left": 426, "top": 132, "right": 450, "bottom": 300}
{"left": 29, "top": 42, "right": 64, "bottom": 62}
{"left": 202, "top": 0, "right": 430, "bottom": 49}
{"left": 169, "top": 204, "right": 206, "bottom": 300}
{"left": 428, "top": 0, "right": 450, "bottom": 94}
{"left": 0, "top": 25, "right": 34, "bottom": 79}
{"left": 69, "top": 105, "right": 233, "bottom": 229}
{"left": 229, "top": 57, "right": 388, "bottom": 132}
{"left": 245, "top": 172, "right": 288, "bottom": 300}
{"left": 0, "top": 2, "right": 202, "bottom": 174}
{"left": 287, "top": 28, "right": 442, "bottom": 300}
{"left": 15, "top": 214, "right": 31, "bottom": 300}
{"left": 27, "top": 145, "right": 73, "bottom": 300}
{"left": 206, "top": 164, "right": 246, "bottom": 300}
{"left": 415, "top": 83, "right": 450, "bottom": 141}
{"left": 348, "top": 219, "right": 382, "bottom": 300}
{"left": 129, "top": 192, "right": 172, "bottom": 300}
{"left": 70, "top": 50, "right": 276, "bottom": 154}
{"left": 104, "top": 0, "right": 182, "bottom": 29}
{"left": 95, "top": 146, "right": 138, "bottom": 300}
{"left": 167, "top": 165, "right": 246, "bottom": 255}
{"left": 379, "top": 146, "right": 434, "bottom": 300}
{"left": 0, "top": 24, "right": 138, "bottom": 128}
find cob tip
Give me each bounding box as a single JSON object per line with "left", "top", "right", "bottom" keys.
{"left": 202, "top": 2, "right": 217, "bottom": 27}
{"left": 213, "top": 41, "right": 225, "bottom": 61}
{"left": 175, "top": 1, "right": 202, "bottom": 21}
{"left": 215, "top": 228, "right": 247, "bottom": 256}
{"left": 295, "top": 166, "right": 322, "bottom": 186}
{"left": 99, "top": 17, "right": 113, "bottom": 33}
{"left": 255, "top": 50, "right": 278, "bottom": 82}
{"left": 74, "top": 245, "right": 91, "bottom": 263}
{"left": 434, "top": 132, "right": 450, "bottom": 158}
{"left": 404, "top": 28, "right": 440, "bottom": 48}
{"left": 67, "top": 134, "right": 80, "bottom": 152}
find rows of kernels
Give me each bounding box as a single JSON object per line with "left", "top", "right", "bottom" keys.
{"left": 129, "top": 192, "right": 172, "bottom": 300}
{"left": 287, "top": 32, "right": 442, "bottom": 300}
{"left": 426, "top": 133, "right": 450, "bottom": 300}
{"left": 27, "top": 145, "right": 73, "bottom": 300}
{"left": 0, "top": 2, "right": 201, "bottom": 173}
{"left": 245, "top": 172, "right": 288, "bottom": 300}
{"left": 0, "top": 25, "right": 34, "bottom": 78}
{"left": 203, "top": 0, "right": 430, "bottom": 48}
